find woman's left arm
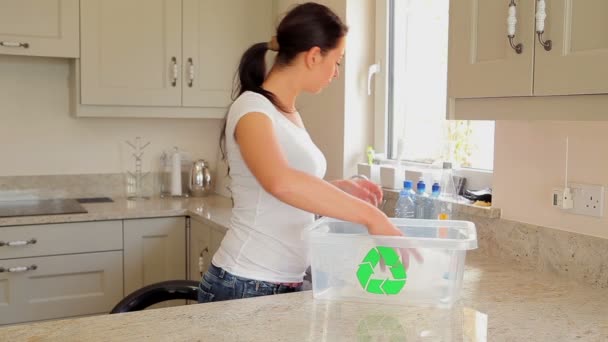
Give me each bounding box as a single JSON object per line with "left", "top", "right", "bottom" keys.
{"left": 331, "top": 178, "right": 383, "bottom": 206}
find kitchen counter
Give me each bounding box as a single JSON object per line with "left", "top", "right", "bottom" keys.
{"left": 0, "top": 195, "right": 233, "bottom": 231}
{"left": 0, "top": 254, "right": 606, "bottom": 341}
{"left": 1, "top": 195, "right": 606, "bottom": 340}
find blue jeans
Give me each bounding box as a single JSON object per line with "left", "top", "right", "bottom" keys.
{"left": 198, "top": 263, "right": 303, "bottom": 303}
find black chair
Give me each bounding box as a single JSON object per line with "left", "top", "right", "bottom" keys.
{"left": 110, "top": 280, "right": 200, "bottom": 314}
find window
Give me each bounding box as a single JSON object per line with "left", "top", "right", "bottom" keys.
{"left": 383, "top": 0, "right": 494, "bottom": 171}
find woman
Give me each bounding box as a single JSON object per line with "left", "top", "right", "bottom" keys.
{"left": 198, "top": 2, "right": 403, "bottom": 303}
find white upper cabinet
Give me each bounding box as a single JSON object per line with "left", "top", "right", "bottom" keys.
{"left": 448, "top": 0, "right": 536, "bottom": 98}
{"left": 182, "top": 0, "right": 274, "bottom": 108}
{"left": 0, "top": 0, "right": 79, "bottom": 58}
{"left": 448, "top": 0, "right": 608, "bottom": 98}
{"left": 448, "top": 0, "right": 608, "bottom": 120}
{"left": 77, "top": 0, "right": 275, "bottom": 118}
{"left": 533, "top": 0, "right": 608, "bottom": 95}
{"left": 79, "top": 0, "right": 183, "bottom": 106}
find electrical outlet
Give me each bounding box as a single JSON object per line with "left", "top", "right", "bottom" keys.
{"left": 569, "top": 183, "right": 604, "bottom": 218}
{"left": 551, "top": 188, "right": 564, "bottom": 208}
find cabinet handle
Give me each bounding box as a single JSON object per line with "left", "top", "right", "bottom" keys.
{"left": 0, "top": 265, "right": 38, "bottom": 273}
{"left": 0, "top": 238, "right": 37, "bottom": 247}
{"left": 535, "top": 0, "right": 552, "bottom": 51}
{"left": 198, "top": 247, "right": 209, "bottom": 275}
{"left": 187, "top": 58, "right": 195, "bottom": 88}
{"left": 0, "top": 41, "right": 29, "bottom": 49}
{"left": 171, "top": 57, "right": 178, "bottom": 87}
{"left": 507, "top": 0, "right": 523, "bottom": 54}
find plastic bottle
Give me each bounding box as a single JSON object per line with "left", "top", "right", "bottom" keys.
{"left": 414, "top": 180, "right": 430, "bottom": 219}
{"left": 442, "top": 162, "right": 457, "bottom": 193}
{"left": 430, "top": 182, "right": 441, "bottom": 220}
{"left": 395, "top": 180, "right": 416, "bottom": 218}
{"left": 439, "top": 162, "right": 458, "bottom": 220}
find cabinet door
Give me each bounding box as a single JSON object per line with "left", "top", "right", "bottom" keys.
{"left": 448, "top": 0, "right": 536, "bottom": 98}
{"left": 189, "top": 219, "right": 210, "bottom": 281}
{"left": 182, "top": 0, "right": 274, "bottom": 107}
{"left": 0, "top": 0, "right": 79, "bottom": 58}
{"left": 0, "top": 251, "right": 123, "bottom": 325}
{"left": 123, "top": 217, "right": 186, "bottom": 308}
{"left": 188, "top": 219, "right": 226, "bottom": 281}
{"left": 80, "top": 0, "right": 182, "bottom": 106}
{"left": 534, "top": 0, "right": 608, "bottom": 95}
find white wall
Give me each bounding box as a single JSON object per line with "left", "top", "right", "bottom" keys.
{"left": 276, "top": 0, "right": 348, "bottom": 181}
{"left": 343, "top": 0, "right": 376, "bottom": 178}
{"left": 277, "top": 0, "right": 374, "bottom": 180}
{"left": 0, "top": 55, "right": 222, "bottom": 176}
{"left": 273, "top": 1, "right": 608, "bottom": 242}
{"left": 493, "top": 121, "right": 608, "bottom": 239}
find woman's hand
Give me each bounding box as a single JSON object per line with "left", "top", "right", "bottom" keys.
{"left": 365, "top": 210, "right": 402, "bottom": 236}
{"left": 332, "top": 177, "right": 383, "bottom": 206}
{"left": 366, "top": 210, "right": 424, "bottom": 270}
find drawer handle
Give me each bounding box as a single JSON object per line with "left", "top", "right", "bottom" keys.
{"left": 0, "top": 265, "right": 38, "bottom": 273}
{"left": 0, "top": 238, "right": 37, "bottom": 247}
{"left": 0, "top": 41, "right": 29, "bottom": 49}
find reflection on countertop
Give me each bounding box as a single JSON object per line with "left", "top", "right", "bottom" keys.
{"left": 0, "top": 254, "right": 606, "bottom": 341}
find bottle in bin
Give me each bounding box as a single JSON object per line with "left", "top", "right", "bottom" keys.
{"left": 430, "top": 182, "right": 441, "bottom": 220}
{"left": 395, "top": 180, "right": 415, "bottom": 219}
{"left": 414, "top": 180, "right": 430, "bottom": 219}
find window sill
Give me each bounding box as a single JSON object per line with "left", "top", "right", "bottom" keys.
{"left": 373, "top": 158, "right": 493, "bottom": 192}
{"left": 382, "top": 188, "right": 501, "bottom": 219}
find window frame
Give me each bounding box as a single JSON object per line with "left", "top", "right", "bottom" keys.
{"left": 373, "top": 0, "right": 494, "bottom": 189}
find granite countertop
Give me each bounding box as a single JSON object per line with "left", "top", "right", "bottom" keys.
{"left": 0, "top": 253, "right": 606, "bottom": 341}
{"left": 0, "top": 195, "right": 606, "bottom": 340}
{"left": 0, "top": 195, "right": 233, "bottom": 230}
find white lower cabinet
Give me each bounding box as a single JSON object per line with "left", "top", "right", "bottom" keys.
{"left": 123, "top": 217, "right": 187, "bottom": 309}
{"left": 1, "top": 215, "right": 220, "bottom": 324}
{"left": 188, "top": 219, "right": 226, "bottom": 281}
{"left": 0, "top": 220, "right": 123, "bottom": 325}
{"left": 0, "top": 251, "right": 123, "bottom": 325}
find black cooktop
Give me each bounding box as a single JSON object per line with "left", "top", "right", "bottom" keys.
{"left": 0, "top": 199, "right": 88, "bottom": 218}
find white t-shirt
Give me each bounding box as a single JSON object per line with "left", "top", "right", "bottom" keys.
{"left": 212, "top": 91, "right": 327, "bottom": 283}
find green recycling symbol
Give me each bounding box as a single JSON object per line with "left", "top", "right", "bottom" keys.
{"left": 356, "top": 246, "right": 407, "bottom": 295}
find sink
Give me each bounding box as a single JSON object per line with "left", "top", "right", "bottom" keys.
{"left": 0, "top": 199, "right": 88, "bottom": 218}
{"left": 75, "top": 197, "right": 114, "bottom": 204}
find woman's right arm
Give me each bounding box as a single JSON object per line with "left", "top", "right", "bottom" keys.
{"left": 234, "top": 112, "right": 401, "bottom": 236}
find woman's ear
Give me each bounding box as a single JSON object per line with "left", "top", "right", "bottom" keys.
{"left": 304, "top": 46, "right": 322, "bottom": 69}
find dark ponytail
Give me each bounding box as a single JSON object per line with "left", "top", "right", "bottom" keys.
{"left": 219, "top": 42, "right": 280, "bottom": 168}
{"left": 219, "top": 2, "right": 348, "bottom": 170}
{"left": 232, "top": 42, "right": 279, "bottom": 107}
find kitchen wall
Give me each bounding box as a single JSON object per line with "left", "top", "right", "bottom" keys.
{"left": 277, "top": 0, "right": 375, "bottom": 181}
{"left": 343, "top": 0, "right": 376, "bottom": 178}
{"left": 285, "top": 1, "right": 608, "bottom": 242}
{"left": 276, "top": 0, "right": 347, "bottom": 181}
{"left": 493, "top": 121, "right": 608, "bottom": 239}
{"left": 0, "top": 55, "right": 222, "bottom": 177}
{"left": 4, "top": 3, "right": 606, "bottom": 243}
{"left": 2, "top": 0, "right": 370, "bottom": 186}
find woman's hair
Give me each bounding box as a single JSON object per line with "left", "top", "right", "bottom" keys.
{"left": 219, "top": 2, "right": 348, "bottom": 170}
